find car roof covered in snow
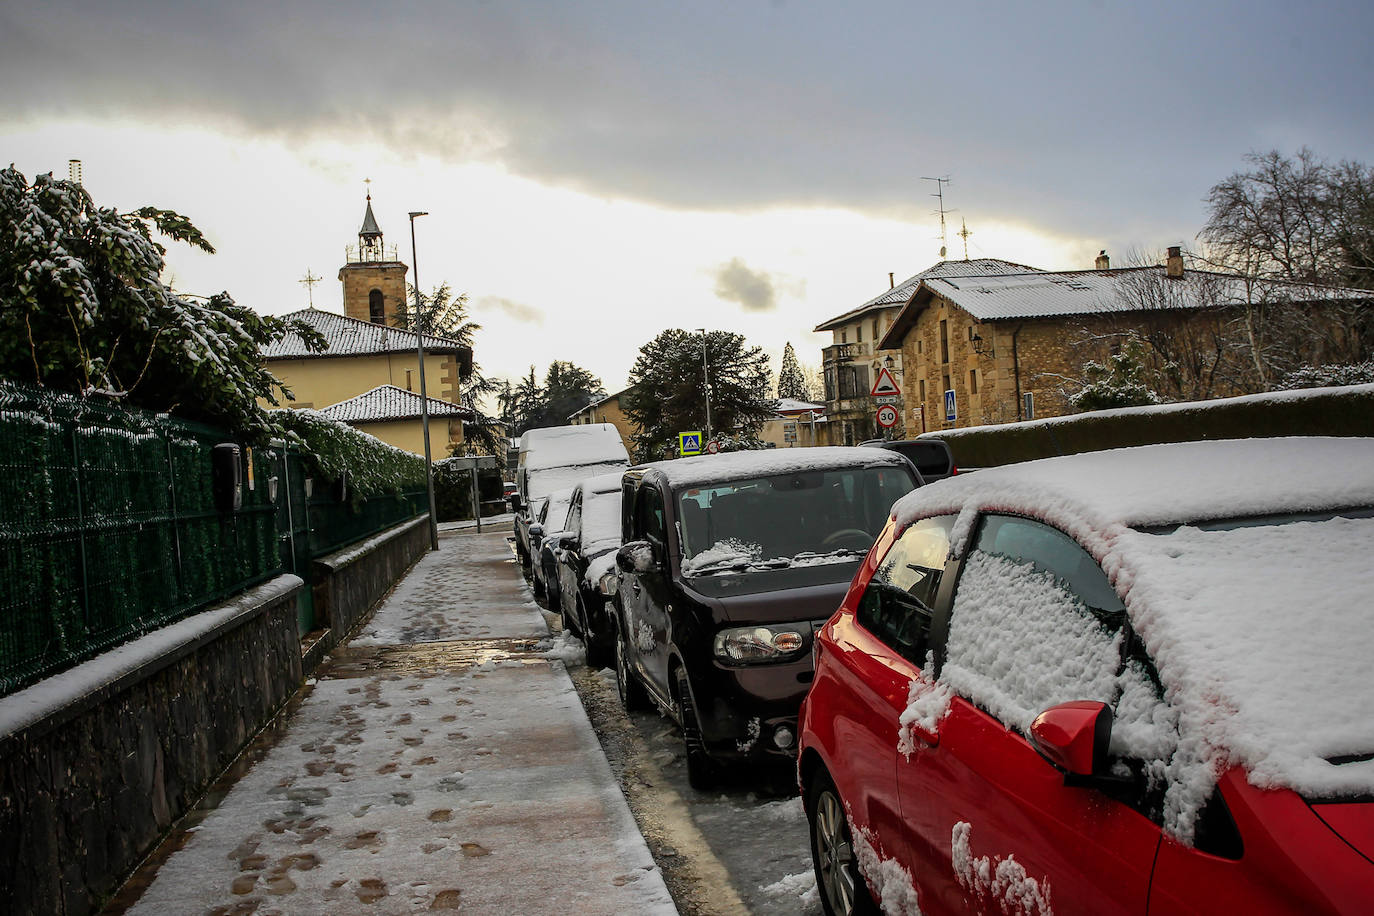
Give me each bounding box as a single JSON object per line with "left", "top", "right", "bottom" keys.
{"left": 640, "top": 446, "right": 910, "bottom": 490}
{"left": 893, "top": 437, "right": 1374, "bottom": 535}
{"left": 519, "top": 424, "right": 629, "bottom": 471}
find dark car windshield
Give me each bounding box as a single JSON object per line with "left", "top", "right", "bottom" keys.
{"left": 676, "top": 464, "right": 915, "bottom": 576}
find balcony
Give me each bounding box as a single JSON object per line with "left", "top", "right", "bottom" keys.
{"left": 823, "top": 343, "right": 858, "bottom": 364}
{"left": 345, "top": 242, "right": 401, "bottom": 264}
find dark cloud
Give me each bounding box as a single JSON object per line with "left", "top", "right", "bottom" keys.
{"left": 3, "top": 1, "right": 1373, "bottom": 241}
{"left": 476, "top": 295, "right": 544, "bottom": 325}
{"left": 714, "top": 258, "right": 778, "bottom": 312}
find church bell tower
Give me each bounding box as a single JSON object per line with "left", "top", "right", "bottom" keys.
{"left": 339, "top": 189, "right": 409, "bottom": 325}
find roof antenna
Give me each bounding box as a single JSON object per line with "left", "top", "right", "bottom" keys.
{"left": 922, "top": 176, "right": 951, "bottom": 259}
{"left": 958, "top": 218, "right": 973, "bottom": 261}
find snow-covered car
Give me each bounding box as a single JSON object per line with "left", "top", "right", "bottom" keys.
{"left": 513, "top": 424, "right": 629, "bottom": 571}
{"left": 528, "top": 486, "right": 574, "bottom": 603}
{"left": 613, "top": 447, "right": 919, "bottom": 789}
{"left": 798, "top": 437, "right": 1374, "bottom": 916}
{"left": 552, "top": 472, "right": 624, "bottom": 670}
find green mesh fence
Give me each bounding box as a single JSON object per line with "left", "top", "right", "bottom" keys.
{"left": 0, "top": 381, "right": 427, "bottom": 698}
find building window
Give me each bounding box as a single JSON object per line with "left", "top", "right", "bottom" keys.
{"left": 369, "top": 289, "right": 385, "bottom": 323}
{"left": 940, "top": 320, "right": 950, "bottom": 364}
{"left": 919, "top": 379, "right": 926, "bottom": 401}
{"left": 872, "top": 318, "right": 880, "bottom": 342}
{"left": 917, "top": 339, "right": 923, "bottom": 354}
{"left": 841, "top": 330, "right": 848, "bottom": 344}
{"left": 969, "top": 369, "right": 978, "bottom": 394}
{"left": 406, "top": 369, "right": 413, "bottom": 391}
{"left": 856, "top": 323, "right": 863, "bottom": 343}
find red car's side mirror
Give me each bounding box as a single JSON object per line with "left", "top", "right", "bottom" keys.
{"left": 1029, "top": 700, "right": 1113, "bottom": 780}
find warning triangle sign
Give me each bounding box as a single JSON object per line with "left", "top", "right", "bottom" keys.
{"left": 870, "top": 366, "right": 901, "bottom": 397}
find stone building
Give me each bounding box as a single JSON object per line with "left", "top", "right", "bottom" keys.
{"left": 260, "top": 196, "right": 474, "bottom": 456}
{"left": 876, "top": 248, "right": 1371, "bottom": 431}
{"left": 814, "top": 259, "right": 1041, "bottom": 443}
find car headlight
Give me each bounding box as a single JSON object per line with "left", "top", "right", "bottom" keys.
{"left": 713, "top": 624, "right": 810, "bottom": 664}
{"left": 597, "top": 570, "right": 619, "bottom": 596}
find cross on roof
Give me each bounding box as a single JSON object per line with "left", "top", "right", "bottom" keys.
{"left": 300, "top": 269, "right": 322, "bottom": 307}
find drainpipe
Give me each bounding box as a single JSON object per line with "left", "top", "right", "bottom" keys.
{"left": 1012, "top": 324, "right": 1025, "bottom": 421}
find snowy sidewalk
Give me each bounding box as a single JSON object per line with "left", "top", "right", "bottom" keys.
{"left": 119, "top": 528, "right": 676, "bottom": 915}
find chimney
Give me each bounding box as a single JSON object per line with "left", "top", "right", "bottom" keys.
{"left": 888, "top": 272, "right": 895, "bottom": 289}
{"left": 1166, "top": 246, "right": 1184, "bottom": 278}
{"left": 1095, "top": 250, "right": 1110, "bottom": 270}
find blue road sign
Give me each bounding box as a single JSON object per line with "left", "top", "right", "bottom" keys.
{"left": 944, "top": 389, "right": 957, "bottom": 422}
{"left": 679, "top": 431, "right": 703, "bottom": 455}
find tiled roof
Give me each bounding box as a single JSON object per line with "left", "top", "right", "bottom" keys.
{"left": 316, "top": 385, "right": 471, "bottom": 424}
{"left": 814, "top": 258, "right": 1044, "bottom": 331}
{"left": 926, "top": 266, "right": 1370, "bottom": 321}
{"left": 877, "top": 265, "right": 1372, "bottom": 349}
{"left": 774, "top": 398, "right": 825, "bottom": 414}
{"left": 262, "top": 308, "right": 471, "bottom": 360}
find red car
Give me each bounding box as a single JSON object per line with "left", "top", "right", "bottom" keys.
{"left": 799, "top": 437, "right": 1374, "bottom": 916}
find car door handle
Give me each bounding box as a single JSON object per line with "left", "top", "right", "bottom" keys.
{"left": 631, "top": 580, "right": 641, "bottom": 595}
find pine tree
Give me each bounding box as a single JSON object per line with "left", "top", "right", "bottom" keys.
{"left": 776, "top": 342, "right": 811, "bottom": 401}
{"left": 1068, "top": 337, "right": 1163, "bottom": 412}
{"left": 623, "top": 329, "right": 773, "bottom": 461}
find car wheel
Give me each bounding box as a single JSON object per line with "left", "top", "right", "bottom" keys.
{"left": 563, "top": 593, "right": 583, "bottom": 637}
{"left": 614, "top": 622, "right": 650, "bottom": 712}
{"left": 808, "top": 769, "right": 878, "bottom": 916}
{"left": 532, "top": 567, "right": 546, "bottom": 599}
{"left": 674, "top": 668, "right": 716, "bottom": 791}
{"left": 543, "top": 564, "right": 560, "bottom": 611}
{"left": 581, "top": 598, "right": 613, "bottom": 670}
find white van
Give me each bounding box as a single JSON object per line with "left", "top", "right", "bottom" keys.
{"left": 513, "top": 424, "right": 630, "bottom": 569}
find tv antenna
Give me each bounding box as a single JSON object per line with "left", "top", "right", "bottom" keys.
{"left": 300, "top": 269, "right": 321, "bottom": 307}
{"left": 922, "top": 176, "right": 951, "bottom": 259}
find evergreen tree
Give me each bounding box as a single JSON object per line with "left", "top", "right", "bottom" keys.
{"left": 1068, "top": 337, "right": 1163, "bottom": 412}
{"left": 537, "top": 361, "right": 604, "bottom": 428}
{"left": 776, "top": 342, "right": 811, "bottom": 400}
{"left": 0, "top": 165, "right": 322, "bottom": 439}
{"left": 623, "top": 329, "right": 773, "bottom": 461}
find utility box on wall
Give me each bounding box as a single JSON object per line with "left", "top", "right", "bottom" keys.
{"left": 212, "top": 443, "right": 243, "bottom": 513}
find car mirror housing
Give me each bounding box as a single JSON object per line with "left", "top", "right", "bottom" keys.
{"left": 510, "top": 493, "right": 524, "bottom": 512}
{"left": 616, "top": 540, "right": 655, "bottom": 574}
{"left": 529, "top": 523, "right": 544, "bottom": 540}
{"left": 1029, "top": 700, "right": 1113, "bottom": 780}
{"left": 557, "top": 533, "right": 577, "bottom": 551}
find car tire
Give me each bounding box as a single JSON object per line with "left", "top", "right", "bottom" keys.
{"left": 543, "top": 563, "right": 560, "bottom": 611}
{"left": 532, "top": 567, "right": 546, "bottom": 599}
{"left": 563, "top": 593, "right": 584, "bottom": 637}
{"left": 807, "top": 769, "right": 878, "bottom": 916}
{"left": 581, "top": 598, "right": 614, "bottom": 670}
{"left": 614, "top": 621, "right": 650, "bottom": 713}
{"left": 674, "top": 668, "right": 716, "bottom": 791}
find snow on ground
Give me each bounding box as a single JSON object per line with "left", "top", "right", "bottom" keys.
{"left": 352, "top": 529, "right": 545, "bottom": 645}
{"left": 128, "top": 529, "right": 676, "bottom": 915}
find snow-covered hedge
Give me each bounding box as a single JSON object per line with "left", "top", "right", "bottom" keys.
{"left": 272, "top": 409, "right": 426, "bottom": 497}
{"left": 921, "top": 383, "right": 1374, "bottom": 468}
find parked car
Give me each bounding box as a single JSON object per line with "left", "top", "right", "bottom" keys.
{"left": 859, "top": 437, "right": 955, "bottom": 481}
{"left": 528, "top": 486, "right": 575, "bottom": 603}
{"left": 613, "top": 447, "right": 919, "bottom": 788}
{"left": 513, "top": 424, "right": 629, "bottom": 572}
{"left": 552, "top": 472, "right": 624, "bottom": 669}
{"left": 799, "top": 437, "right": 1374, "bottom": 916}
{"left": 503, "top": 481, "right": 518, "bottom": 507}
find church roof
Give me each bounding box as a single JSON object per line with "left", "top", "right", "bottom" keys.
{"left": 814, "top": 258, "right": 1045, "bottom": 332}
{"left": 359, "top": 199, "right": 382, "bottom": 239}
{"left": 316, "top": 385, "right": 471, "bottom": 424}
{"left": 262, "top": 308, "right": 471, "bottom": 361}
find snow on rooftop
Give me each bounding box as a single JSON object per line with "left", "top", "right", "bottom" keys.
{"left": 520, "top": 424, "right": 630, "bottom": 471}
{"left": 642, "top": 445, "right": 908, "bottom": 489}
{"left": 815, "top": 258, "right": 1044, "bottom": 330}
{"left": 316, "top": 384, "right": 470, "bottom": 424}
{"left": 261, "top": 308, "right": 470, "bottom": 359}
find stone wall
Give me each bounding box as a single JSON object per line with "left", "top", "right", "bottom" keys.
{"left": 308, "top": 516, "right": 430, "bottom": 663}
{"left": 0, "top": 576, "right": 303, "bottom": 916}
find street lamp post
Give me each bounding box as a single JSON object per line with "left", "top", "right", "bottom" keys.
{"left": 409, "top": 211, "right": 439, "bottom": 551}
{"left": 696, "top": 328, "right": 712, "bottom": 441}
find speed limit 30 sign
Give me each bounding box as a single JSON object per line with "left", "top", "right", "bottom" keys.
{"left": 876, "top": 404, "right": 900, "bottom": 428}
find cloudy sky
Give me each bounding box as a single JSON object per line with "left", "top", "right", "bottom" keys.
{"left": 3, "top": 0, "right": 1371, "bottom": 397}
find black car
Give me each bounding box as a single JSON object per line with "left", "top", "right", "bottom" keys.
{"left": 552, "top": 472, "right": 624, "bottom": 669}
{"left": 528, "top": 487, "right": 574, "bottom": 603}
{"left": 612, "top": 447, "right": 919, "bottom": 788}
{"left": 859, "top": 437, "right": 956, "bottom": 481}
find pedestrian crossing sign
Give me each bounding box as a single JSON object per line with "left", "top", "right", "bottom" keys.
{"left": 679, "top": 431, "right": 703, "bottom": 456}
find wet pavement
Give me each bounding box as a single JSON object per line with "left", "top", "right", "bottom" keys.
{"left": 105, "top": 527, "right": 675, "bottom": 916}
